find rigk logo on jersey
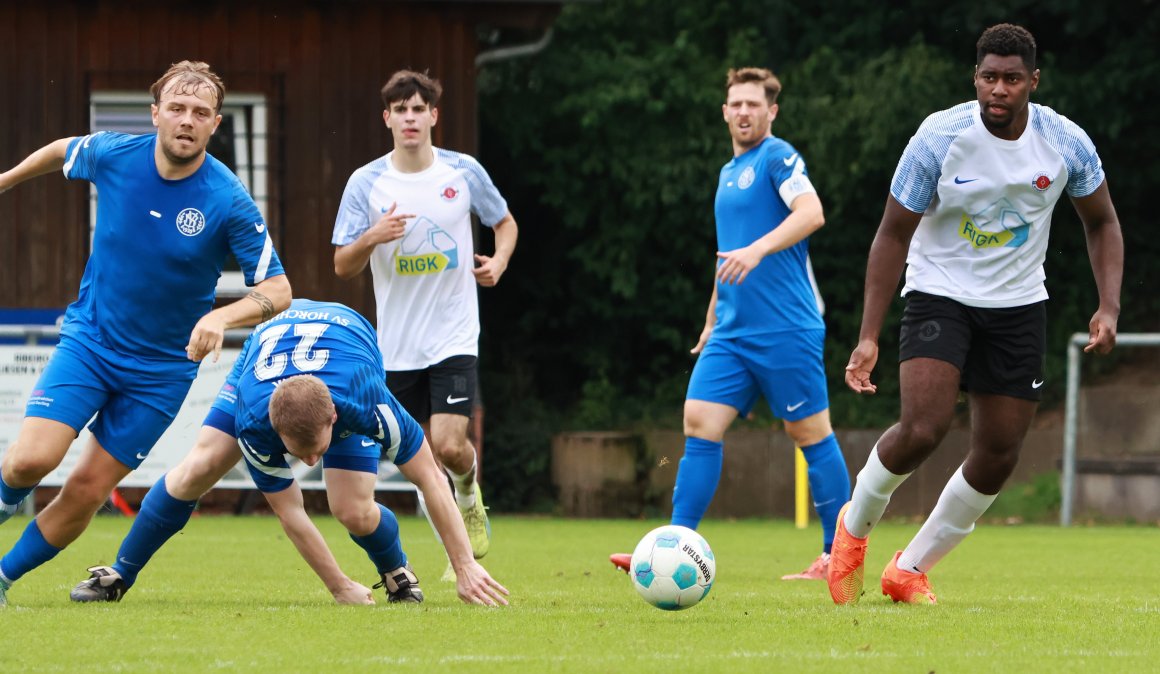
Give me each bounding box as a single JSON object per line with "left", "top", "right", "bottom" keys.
{"left": 175, "top": 208, "right": 207, "bottom": 236}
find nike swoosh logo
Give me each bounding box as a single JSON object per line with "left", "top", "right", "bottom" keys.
{"left": 136, "top": 452, "right": 148, "bottom": 460}
{"left": 446, "top": 395, "right": 469, "bottom": 405}
{"left": 953, "top": 176, "right": 979, "bottom": 184}
{"left": 786, "top": 400, "right": 807, "bottom": 412}
{"left": 783, "top": 153, "right": 799, "bottom": 166}
{"left": 361, "top": 439, "right": 377, "bottom": 447}
{"left": 254, "top": 222, "right": 266, "bottom": 234}
{"left": 1032, "top": 379, "right": 1045, "bottom": 389}
{"left": 119, "top": 557, "right": 142, "bottom": 568}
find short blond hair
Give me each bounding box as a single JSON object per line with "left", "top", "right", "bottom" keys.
{"left": 725, "top": 67, "right": 782, "bottom": 105}
{"left": 269, "top": 375, "right": 334, "bottom": 448}
{"left": 150, "top": 60, "right": 225, "bottom": 113}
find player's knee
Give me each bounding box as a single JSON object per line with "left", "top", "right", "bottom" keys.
{"left": 57, "top": 478, "right": 113, "bottom": 513}
{"left": 431, "top": 436, "right": 471, "bottom": 467}
{"left": 331, "top": 501, "right": 378, "bottom": 536}
{"left": 897, "top": 420, "right": 948, "bottom": 455}
{"left": 1, "top": 444, "right": 55, "bottom": 485}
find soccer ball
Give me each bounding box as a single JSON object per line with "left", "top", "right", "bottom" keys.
{"left": 629, "top": 525, "right": 715, "bottom": 610}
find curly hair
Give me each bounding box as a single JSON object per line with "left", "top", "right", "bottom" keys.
{"left": 381, "top": 69, "right": 443, "bottom": 108}
{"left": 150, "top": 61, "right": 225, "bottom": 113}
{"left": 976, "top": 24, "right": 1037, "bottom": 71}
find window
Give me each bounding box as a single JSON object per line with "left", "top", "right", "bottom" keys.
{"left": 89, "top": 92, "right": 270, "bottom": 297}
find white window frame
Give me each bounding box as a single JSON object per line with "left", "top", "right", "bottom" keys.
{"left": 88, "top": 92, "right": 270, "bottom": 297}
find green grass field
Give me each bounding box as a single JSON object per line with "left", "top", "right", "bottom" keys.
{"left": 0, "top": 513, "right": 1157, "bottom": 672}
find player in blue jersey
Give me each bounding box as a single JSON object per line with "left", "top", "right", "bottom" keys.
{"left": 0, "top": 61, "right": 292, "bottom": 606}
{"left": 69, "top": 300, "right": 509, "bottom": 606}
{"left": 612, "top": 67, "right": 850, "bottom": 580}
{"left": 829, "top": 25, "right": 1123, "bottom": 605}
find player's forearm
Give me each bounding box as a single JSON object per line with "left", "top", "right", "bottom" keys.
{"left": 752, "top": 200, "right": 825, "bottom": 258}
{"left": 857, "top": 231, "right": 909, "bottom": 343}
{"left": 266, "top": 491, "right": 353, "bottom": 593}
{"left": 1084, "top": 218, "right": 1124, "bottom": 315}
{"left": 490, "top": 214, "right": 518, "bottom": 266}
{"left": 0, "top": 138, "right": 75, "bottom": 193}
{"left": 422, "top": 484, "right": 476, "bottom": 569}
{"left": 333, "top": 238, "right": 377, "bottom": 279}
{"left": 216, "top": 275, "right": 292, "bottom": 328}
{"left": 703, "top": 283, "right": 718, "bottom": 328}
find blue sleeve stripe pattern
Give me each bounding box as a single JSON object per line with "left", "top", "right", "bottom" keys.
{"left": 1030, "top": 104, "right": 1105, "bottom": 198}
{"left": 891, "top": 102, "right": 975, "bottom": 213}
{"left": 62, "top": 135, "right": 88, "bottom": 178}
{"left": 375, "top": 403, "right": 402, "bottom": 461}
{"left": 331, "top": 161, "right": 379, "bottom": 246}
{"left": 436, "top": 148, "right": 508, "bottom": 227}
{"left": 254, "top": 234, "right": 273, "bottom": 283}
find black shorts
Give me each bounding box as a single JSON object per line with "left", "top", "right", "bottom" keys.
{"left": 898, "top": 291, "right": 1046, "bottom": 401}
{"left": 386, "top": 355, "right": 478, "bottom": 422}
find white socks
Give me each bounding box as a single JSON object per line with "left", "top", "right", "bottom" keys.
{"left": 844, "top": 446, "right": 911, "bottom": 538}
{"left": 446, "top": 458, "right": 477, "bottom": 510}
{"left": 897, "top": 465, "right": 997, "bottom": 574}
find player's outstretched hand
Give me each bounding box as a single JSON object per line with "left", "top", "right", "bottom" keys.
{"left": 455, "top": 560, "right": 510, "bottom": 607}
{"left": 715, "top": 245, "right": 762, "bottom": 285}
{"left": 331, "top": 579, "right": 375, "bottom": 605}
{"left": 844, "top": 340, "right": 879, "bottom": 394}
{"left": 1084, "top": 308, "right": 1118, "bottom": 354}
{"left": 186, "top": 312, "right": 228, "bottom": 363}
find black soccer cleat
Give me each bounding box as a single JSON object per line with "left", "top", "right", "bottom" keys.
{"left": 70, "top": 565, "right": 129, "bottom": 603}
{"left": 374, "top": 564, "right": 424, "bottom": 604}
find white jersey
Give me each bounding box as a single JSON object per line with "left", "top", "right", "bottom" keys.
{"left": 332, "top": 148, "right": 509, "bottom": 370}
{"left": 891, "top": 101, "right": 1104, "bottom": 308}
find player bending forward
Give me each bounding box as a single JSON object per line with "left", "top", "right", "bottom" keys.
{"left": 71, "top": 300, "right": 508, "bottom": 606}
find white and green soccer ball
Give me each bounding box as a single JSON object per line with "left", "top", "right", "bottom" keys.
{"left": 629, "top": 525, "right": 715, "bottom": 610}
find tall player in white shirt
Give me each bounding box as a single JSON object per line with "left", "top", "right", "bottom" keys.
{"left": 333, "top": 70, "right": 518, "bottom": 576}
{"left": 829, "top": 24, "right": 1123, "bottom": 605}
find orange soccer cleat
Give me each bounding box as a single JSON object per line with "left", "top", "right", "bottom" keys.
{"left": 880, "top": 550, "right": 937, "bottom": 605}
{"left": 781, "top": 552, "right": 830, "bottom": 580}
{"left": 609, "top": 553, "right": 631, "bottom": 573}
{"left": 827, "top": 502, "right": 868, "bottom": 605}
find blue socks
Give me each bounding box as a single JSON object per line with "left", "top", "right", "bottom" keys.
{"left": 349, "top": 503, "right": 406, "bottom": 574}
{"left": 670, "top": 437, "right": 724, "bottom": 529}
{"left": 0, "top": 520, "right": 61, "bottom": 584}
{"left": 0, "top": 470, "right": 35, "bottom": 508}
{"left": 112, "top": 476, "right": 197, "bottom": 587}
{"left": 800, "top": 433, "right": 851, "bottom": 554}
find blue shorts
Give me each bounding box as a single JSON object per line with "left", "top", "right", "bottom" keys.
{"left": 205, "top": 387, "right": 424, "bottom": 493}
{"left": 26, "top": 336, "right": 195, "bottom": 469}
{"left": 686, "top": 330, "right": 829, "bottom": 422}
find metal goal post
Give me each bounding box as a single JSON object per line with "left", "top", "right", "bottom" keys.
{"left": 1061, "top": 332, "right": 1160, "bottom": 526}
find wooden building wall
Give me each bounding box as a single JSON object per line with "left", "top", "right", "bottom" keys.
{"left": 0, "top": 0, "right": 558, "bottom": 319}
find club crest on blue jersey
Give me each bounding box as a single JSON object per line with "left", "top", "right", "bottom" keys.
{"left": 175, "top": 208, "right": 207, "bottom": 236}
{"left": 737, "top": 166, "right": 756, "bottom": 190}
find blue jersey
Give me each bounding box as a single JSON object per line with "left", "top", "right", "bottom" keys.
{"left": 712, "top": 136, "right": 824, "bottom": 338}
{"left": 61, "top": 132, "right": 284, "bottom": 379}
{"left": 220, "top": 300, "right": 420, "bottom": 489}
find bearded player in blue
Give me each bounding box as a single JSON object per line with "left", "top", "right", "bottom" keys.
{"left": 611, "top": 68, "right": 850, "bottom": 580}
{"left": 0, "top": 61, "right": 292, "bottom": 606}
{"left": 69, "top": 299, "right": 509, "bottom": 606}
